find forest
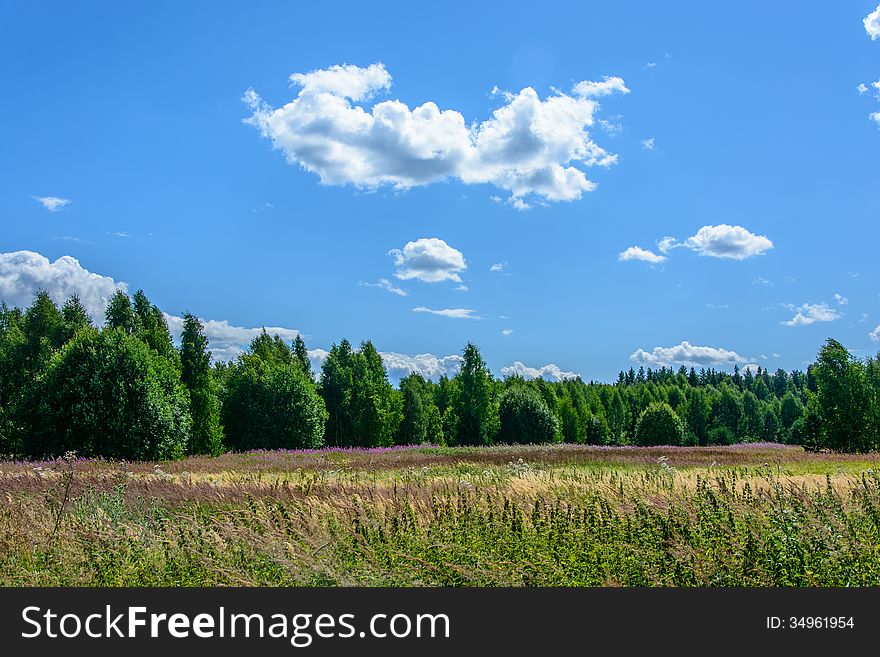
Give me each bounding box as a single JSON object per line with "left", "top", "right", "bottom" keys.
{"left": 1, "top": 288, "right": 879, "bottom": 461}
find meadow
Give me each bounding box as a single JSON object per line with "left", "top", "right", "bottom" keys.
{"left": 2, "top": 443, "right": 880, "bottom": 587}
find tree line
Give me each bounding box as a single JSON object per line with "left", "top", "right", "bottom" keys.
{"left": 1, "top": 290, "right": 879, "bottom": 459}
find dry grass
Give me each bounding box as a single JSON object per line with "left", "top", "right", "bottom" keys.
{"left": 2, "top": 443, "right": 880, "bottom": 586}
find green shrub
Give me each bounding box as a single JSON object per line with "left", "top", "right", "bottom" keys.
{"left": 30, "top": 327, "right": 190, "bottom": 460}
{"left": 497, "top": 385, "right": 559, "bottom": 444}
{"left": 634, "top": 402, "right": 685, "bottom": 446}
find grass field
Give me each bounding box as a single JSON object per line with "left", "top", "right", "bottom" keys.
{"left": 2, "top": 443, "right": 880, "bottom": 586}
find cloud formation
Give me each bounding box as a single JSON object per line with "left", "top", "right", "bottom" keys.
{"left": 870, "top": 325, "right": 880, "bottom": 341}
{"left": 0, "top": 250, "right": 126, "bottom": 320}
{"left": 781, "top": 303, "right": 841, "bottom": 327}
{"left": 412, "top": 306, "right": 479, "bottom": 319}
{"left": 833, "top": 293, "right": 848, "bottom": 305}
{"left": 621, "top": 224, "right": 773, "bottom": 264}
{"left": 244, "top": 63, "right": 628, "bottom": 207}
{"left": 630, "top": 341, "right": 745, "bottom": 367}
{"left": 358, "top": 278, "right": 408, "bottom": 296}
{"left": 501, "top": 361, "right": 580, "bottom": 381}
{"left": 390, "top": 238, "right": 466, "bottom": 283}
{"left": 380, "top": 352, "right": 463, "bottom": 381}
{"left": 618, "top": 246, "right": 666, "bottom": 264}
{"left": 866, "top": 4, "right": 880, "bottom": 40}
{"left": 162, "top": 314, "right": 304, "bottom": 362}
{"left": 32, "top": 196, "right": 71, "bottom": 212}
{"left": 680, "top": 224, "right": 774, "bottom": 260}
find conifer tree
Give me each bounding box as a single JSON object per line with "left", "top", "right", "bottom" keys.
{"left": 179, "top": 312, "right": 224, "bottom": 455}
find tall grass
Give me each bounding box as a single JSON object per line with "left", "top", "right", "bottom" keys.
{"left": 2, "top": 445, "right": 880, "bottom": 586}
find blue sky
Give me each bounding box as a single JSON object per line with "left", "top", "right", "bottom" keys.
{"left": 1, "top": 1, "right": 879, "bottom": 382}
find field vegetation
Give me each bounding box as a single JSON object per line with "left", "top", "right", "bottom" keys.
{"left": 3, "top": 444, "right": 880, "bottom": 586}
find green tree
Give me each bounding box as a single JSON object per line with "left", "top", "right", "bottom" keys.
{"left": 497, "top": 384, "right": 559, "bottom": 444}
{"left": 319, "top": 340, "right": 356, "bottom": 446}
{"left": 813, "top": 338, "right": 871, "bottom": 452}
{"left": 293, "top": 335, "right": 312, "bottom": 378}
{"left": 179, "top": 312, "right": 224, "bottom": 455}
{"left": 222, "top": 335, "right": 326, "bottom": 451}
{"left": 681, "top": 387, "right": 711, "bottom": 446}
{"left": 132, "top": 290, "right": 177, "bottom": 363}
{"left": 59, "top": 295, "right": 93, "bottom": 343}
{"left": 779, "top": 392, "right": 803, "bottom": 441}
{"left": 350, "top": 341, "right": 401, "bottom": 447}
{"left": 30, "top": 327, "right": 191, "bottom": 460}
{"left": 741, "top": 390, "right": 762, "bottom": 440}
{"left": 454, "top": 343, "right": 497, "bottom": 445}
{"left": 105, "top": 290, "right": 136, "bottom": 334}
{"left": 711, "top": 385, "right": 742, "bottom": 438}
{"left": 634, "top": 402, "right": 685, "bottom": 446}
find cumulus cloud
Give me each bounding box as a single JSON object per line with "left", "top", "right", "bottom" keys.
{"left": 866, "top": 4, "right": 880, "bottom": 40}
{"left": 244, "top": 63, "right": 628, "bottom": 207}
{"left": 413, "top": 306, "right": 479, "bottom": 319}
{"left": 870, "top": 325, "right": 880, "bottom": 341}
{"left": 0, "top": 250, "right": 126, "bottom": 320}
{"left": 489, "top": 262, "right": 506, "bottom": 273}
{"left": 618, "top": 246, "right": 666, "bottom": 264}
{"left": 833, "top": 293, "right": 848, "bottom": 305}
{"left": 358, "top": 278, "right": 408, "bottom": 296}
{"left": 501, "top": 328, "right": 514, "bottom": 336}
{"left": 623, "top": 224, "right": 773, "bottom": 264}
{"left": 641, "top": 137, "right": 655, "bottom": 150}
{"left": 162, "top": 314, "right": 304, "bottom": 362}
{"left": 681, "top": 224, "right": 773, "bottom": 259}
{"left": 781, "top": 303, "right": 841, "bottom": 327}
{"left": 380, "top": 352, "right": 463, "bottom": 381}
{"left": 630, "top": 341, "right": 745, "bottom": 367}
{"left": 501, "top": 361, "right": 580, "bottom": 381}
{"left": 390, "top": 237, "right": 466, "bottom": 283}
{"left": 32, "top": 196, "right": 71, "bottom": 212}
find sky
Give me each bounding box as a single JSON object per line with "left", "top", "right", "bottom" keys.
{"left": 1, "top": 1, "right": 879, "bottom": 383}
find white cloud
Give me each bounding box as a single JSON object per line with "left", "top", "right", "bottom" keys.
{"left": 630, "top": 341, "right": 745, "bottom": 367}
{"left": 0, "top": 250, "right": 126, "bottom": 320}
{"left": 858, "top": 83, "right": 870, "bottom": 95}
{"left": 742, "top": 363, "right": 761, "bottom": 375}
{"left": 358, "top": 278, "right": 408, "bottom": 296}
{"left": 32, "top": 196, "right": 71, "bottom": 212}
{"left": 163, "top": 314, "right": 304, "bottom": 362}
{"left": 572, "top": 76, "right": 629, "bottom": 98}
{"left": 501, "top": 361, "right": 580, "bottom": 381}
{"left": 618, "top": 246, "right": 666, "bottom": 264}
{"left": 489, "top": 262, "right": 506, "bottom": 273}
{"left": 866, "top": 4, "right": 880, "bottom": 40}
{"left": 390, "top": 237, "right": 466, "bottom": 283}
{"left": 870, "top": 325, "right": 880, "bottom": 341}
{"left": 781, "top": 303, "right": 841, "bottom": 327}
{"left": 623, "top": 224, "right": 772, "bottom": 264}
{"left": 682, "top": 224, "right": 773, "bottom": 260}
{"left": 833, "top": 293, "right": 848, "bottom": 305}
{"left": 412, "top": 306, "right": 479, "bottom": 319}
{"left": 641, "top": 137, "right": 655, "bottom": 150}
{"left": 244, "top": 63, "right": 628, "bottom": 207}
{"left": 501, "top": 328, "right": 513, "bottom": 336}
{"left": 380, "top": 352, "right": 463, "bottom": 381}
